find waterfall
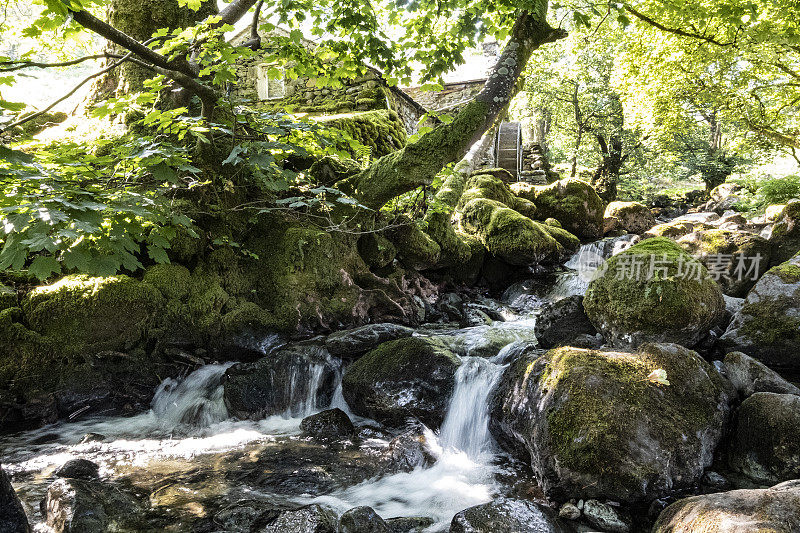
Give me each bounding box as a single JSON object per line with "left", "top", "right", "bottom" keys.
{"left": 438, "top": 357, "right": 505, "bottom": 458}
{"left": 150, "top": 363, "right": 234, "bottom": 430}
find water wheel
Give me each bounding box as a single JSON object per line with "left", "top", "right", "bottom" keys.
{"left": 494, "top": 121, "right": 522, "bottom": 181}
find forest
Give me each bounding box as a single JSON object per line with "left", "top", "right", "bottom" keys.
{"left": 0, "top": 0, "right": 799, "bottom": 531}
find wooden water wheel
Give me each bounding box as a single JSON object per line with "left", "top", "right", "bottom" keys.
{"left": 494, "top": 121, "right": 522, "bottom": 181}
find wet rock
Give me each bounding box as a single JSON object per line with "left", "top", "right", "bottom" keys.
{"left": 723, "top": 294, "right": 744, "bottom": 320}
{"left": 584, "top": 238, "right": 726, "bottom": 349}
{"left": 325, "top": 324, "right": 414, "bottom": 360}
{"left": 384, "top": 423, "right": 436, "bottom": 471}
{"left": 449, "top": 498, "right": 571, "bottom": 533}
{"left": 338, "top": 506, "right": 389, "bottom": 533}
{"left": 342, "top": 337, "right": 460, "bottom": 428}
{"left": 558, "top": 502, "right": 580, "bottom": 520}
{"left": 44, "top": 478, "right": 145, "bottom": 533}
{"left": 263, "top": 504, "right": 338, "bottom": 533}
{"left": 54, "top": 459, "right": 99, "bottom": 480}
{"left": 767, "top": 199, "right": 800, "bottom": 266}
{"left": 718, "top": 253, "right": 800, "bottom": 370}
{"left": 489, "top": 343, "right": 732, "bottom": 503}
{"left": 212, "top": 500, "right": 280, "bottom": 531}
{"left": 701, "top": 470, "right": 732, "bottom": 492}
{"left": 384, "top": 516, "right": 435, "bottom": 532}
{"left": 224, "top": 344, "right": 338, "bottom": 419}
{"left": 677, "top": 229, "right": 771, "bottom": 297}
{"left": 534, "top": 295, "right": 596, "bottom": 349}
{"left": 722, "top": 352, "right": 800, "bottom": 398}
{"left": 512, "top": 178, "right": 605, "bottom": 240}
{"left": 582, "top": 500, "right": 631, "bottom": 533}
{"left": 604, "top": 201, "right": 656, "bottom": 234}
{"left": 652, "top": 480, "right": 800, "bottom": 532}
{"left": 0, "top": 464, "right": 30, "bottom": 533}
{"left": 301, "top": 408, "right": 356, "bottom": 441}
{"left": 729, "top": 392, "right": 800, "bottom": 483}
{"left": 79, "top": 433, "right": 105, "bottom": 444}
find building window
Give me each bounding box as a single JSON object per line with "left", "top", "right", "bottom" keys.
{"left": 256, "top": 64, "right": 285, "bottom": 100}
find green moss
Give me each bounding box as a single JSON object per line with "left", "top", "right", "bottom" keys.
{"left": 386, "top": 215, "right": 441, "bottom": 270}
{"left": 458, "top": 174, "right": 517, "bottom": 209}
{"left": 22, "top": 275, "right": 164, "bottom": 353}
{"left": 544, "top": 218, "right": 561, "bottom": 228}
{"left": 584, "top": 237, "right": 725, "bottom": 338}
{"left": 423, "top": 210, "right": 472, "bottom": 268}
{"left": 142, "top": 264, "right": 192, "bottom": 300}
{"left": 342, "top": 336, "right": 459, "bottom": 385}
{"left": 309, "top": 155, "right": 362, "bottom": 186}
{"left": 646, "top": 221, "right": 698, "bottom": 239}
{"left": 357, "top": 232, "right": 397, "bottom": 269}
{"left": 323, "top": 109, "right": 406, "bottom": 158}
{"left": 768, "top": 261, "right": 800, "bottom": 284}
{"left": 740, "top": 297, "right": 800, "bottom": 345}
{"left": 0, "top": 284, "right": 16, "bottom": 312}
{"left": 514, "top": 178, "right": 605, "bottom": 240}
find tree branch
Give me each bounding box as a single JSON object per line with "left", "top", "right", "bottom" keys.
{"left": 0, "top": 54, "right": 109, "bottom": 72}
{"left": 239, "top": 0, "right": 264, "bottom": 50}
{"left": 624, "top": 4, "right": 736, "bottom": 47}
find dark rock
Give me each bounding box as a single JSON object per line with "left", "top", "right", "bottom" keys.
{"left": 384, "top": 423, "right": 437, "bottom": 471}
{"left": 384, "top": 516, "right": 435, "bottom": 532}
{"left": 342, "top": 337, "right": 461, "bottom": 428}
{"left": 701, "top": 470, "right": 732, "bottom": 492}
{"left": 489, "top": 343, "right": 732, "bottom": 503}
{"left": 718, "top": 253, "right": 800, "bottom": 371}
{"left": 79, "top": 433, "right": 106, "bottom": 444}
{"left": 44, "top": 478, "right": 145, "bottom": 533}
{"left": 653, "top": 480, "right": 800, "bottom": 532}
{"left": 301, "top": 408, "right": 356, "bottom": 441}
{"left": 212, "top": 500, "right": 280, "bottom": 531}
{"left": 338, "top": 506, "right": 389, "bottom": 533}
{"left": 263, "top": 504, "right": 338, "bottom": 533}
{"left": 325, "top": 324, "right": 414, "bottom": 359}
{"left": 729, "top": 392, "right": 800, "bottom": 483}
{"left": 534, "top": 295, "right": 596, "bottom": 349}
{"left": 437, "top": 293, "right": 465, "bottom": 322}
{"left": 0, "top": 464, "right": 30, "bottom": 533}
{"left": 449, "top": 498, "right": 571, "bottom": 533}
{"left": 224, "top": 344, "right": 339, "bottom": 419}
{"left": 582, "top": 500, "right": 631, "bottom": 533}
{"left": 722, "top": 351, "right": 800, "bottom": 398}
{"left": 54, "top": 459, "right": 100, "bottom": 480}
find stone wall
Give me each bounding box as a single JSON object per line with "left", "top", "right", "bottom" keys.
{"left": 402, "top": 80, "right": 486, "bottom": 115}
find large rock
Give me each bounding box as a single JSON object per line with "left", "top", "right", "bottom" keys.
{"left": 652, "top": 480, "right": 800, "bottom": 533}
{"left": 459, "top": 198, "right": 578, "bottom": 266}
{"left": 728, "top": 392, "right": 800, "bottom": 483}
{"left": 300, "top": 408, "right": 356, "bottom": 441}
{"left": 449, "top": 498, "right": 571, "bottom": 533}
{"left": 489, "top": 343, "right": 732, "bottom": 502}
{"left": 705, "top": 182, "right": 744, "bottom": 214}
{"left": 44, "top": 478, "right": 145, "bottom": 533}
{"left": 0, "top": 465, "right": 30, "bottom": 533}
{"left": 338, "top": 506, "right": 390, "bottom": 533}
{"left": 459, "top": 173, "right": 538, "bottom": 219}
{"left": 533, "top": 295, "right": 596, "bottom": 349}
{"left": 722, "top": 351, "right": 800, "bottom": 398}
{"left": 768, "top": 199, "right": 800, "bottom": 266}
{"left": 644, "top": 220, "right": 706, "bottom": 240}
{"left": 54, "top": 459, "right": 100, "bottom": 481}
{"left": 583, "top": 237, "right": 726, "bottom": 349}
{"left": 512, "top": 178, "right": 605, "bottom": 240}
{"left": 718, "top": 253, "right": 800, "bottom": 370}
{"left": 604, "top": 201, "right": 656, "bottom": 235}
{"left": 676, "top": 229, "right": 771, "bottom": 297}
{"left": 224, "top": 345, "right": 339, "bottom": 419}
{"left": 341, "top": 337, "right": 461, "bottom": 428}
{"left": 262, "top": 504, "right": 337, "bottom": 533}
{"left": 325, "top": 323, "right": 415, "bottom": 359}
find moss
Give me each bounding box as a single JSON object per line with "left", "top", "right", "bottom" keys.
{"left": 342, "top": 336, "right": 459, "bottom": 386}
{"left": 740, "top": 297, "right": 800, "bottom": 346}
{"left": 544, "top": 218, "right": 561, "bottom": 228}
{"left": 357, "top": 232, "right": 397, "bottom": 269}
{"left": 142, "top": 264, "right": 192, "bottom": 300}
{"left": 514, "top": 178, "right": 605, "bottom": 240}
{"left": 769, "top": 262, "right": 800, "bottom": 284}
{"left": 309, "top": 155, "right": 362, "bottom": 186}
{"left": 322, "top": 109, "right": 406, "bottom": 158}
{"left": 584, "top": 237, "right": 725, "bottom": 343}
{"left": 459, "top": 198, "right": 568, "bottom": 266}
{"left": 458, "top": 174, "right": 517, "bottom": 209}
{"left": 0, "top": 284, "right": 17, "bottom": 312}
{"left": 423, "top": 210, "right": 473, "bottom": 268}
{"left": 646, "top": 221, "right": 699, "bottom": 239}
{"left": 22, "top": 275, "right": 164, "bottom": 353}
{"left": 221, "top": 301, "right": 280, "bottom": 334}
{"left": 534, "top": 343, "right": 726, "bottom": 500}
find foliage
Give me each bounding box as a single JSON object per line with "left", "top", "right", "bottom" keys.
{"left": 732, "top": 174, "right": 800, "bottom": 214}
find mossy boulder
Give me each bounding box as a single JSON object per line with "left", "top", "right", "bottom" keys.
{"left": 357, "top": 232, "right": 397, "bottom": 269}
{"left": 309, "top": 155, "right": 362, "bottom": 186}
{"left": 653, "top": 481, "right": 800, "bottom": 533}
{"left": 489, "top": 343, "right": 732, "bottom": 503}
{"left": 644, "top": 220, "right": 708, "bottom": 240}
{"left": 676, "top": 229, "right": 772, "bottom": 297}
{"left": 766, "top": 204, "right": 787, "bottom": 222}
{"left": 768, "top": 199, "right": 800, "bottom": 267}
{"left": 459, "top": 173, "right": 537, "bottom": 219}
{"left": 341, "top": 336, "right": 461, "bottom": 428}
{"left": 459, "top": 198, "right": 577, "bottom": 266}
{"left": 422, "top": 210, "right": 474, "bottom": 269}
{"left": 728, "top": 392, "right": 800, "bottom": 483}
{"left": 0, "top": 284, "right": 16, "bottom": 312}
{"left": 604, "top": 201, "right": 656, "bottom": 235}
{"left": 21, "top": 275, "right": 163, "bottom": 353}
{"left": 512, "top": 178, "right": 605, "bottom": 240}
{"left": 583, "top": 237, "right": 726, "bottom": 349}
{"left": 718, "top": 253, "right": 800, "bottom": 370}
{"left": 385, "top": 216, "right": 441, "bottom": 270}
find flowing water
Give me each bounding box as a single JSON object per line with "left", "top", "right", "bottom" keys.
{"left": 2, "top": 293, "right": 549, "bottom": 531}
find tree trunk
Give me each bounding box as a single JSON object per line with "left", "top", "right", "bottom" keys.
{"left": 592, "top": 133, "right": 623, "bottom": 202}
{"left": 338, "top": 8, "right": 567, "bottom": 210}
{"left": 89, "top": 0, "right": 217, "bottom": 104}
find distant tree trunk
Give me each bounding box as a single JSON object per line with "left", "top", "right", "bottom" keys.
{"left": 89, "top": 0, "right": 217, "bottom": 104}
{"left": 592, "top": 133, "right": 623, "bottom": 202}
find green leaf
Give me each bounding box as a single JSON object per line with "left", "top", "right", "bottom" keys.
{"left": 147, "top": 244, "right": 170, "bottom": 263}
{"left": 28, "top": 255, "right": 61, "bottom": 281}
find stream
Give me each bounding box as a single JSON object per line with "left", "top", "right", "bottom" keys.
{"left": 1, "top": 237, "right": 635, "bottom": 532}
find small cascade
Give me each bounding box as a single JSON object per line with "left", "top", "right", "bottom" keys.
{"left": 439, "top": 356, "right": 505, "bottom": 458}
{"left": 275, "top": 346, "right": 342, "bottom": 418}
{"left": 151, "top": 363, "right": 233, "bottom": 429}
